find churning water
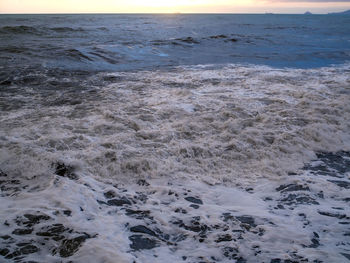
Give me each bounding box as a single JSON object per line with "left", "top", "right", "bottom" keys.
{"left": 0, "top": 14, "right": 350, "bottom": 263}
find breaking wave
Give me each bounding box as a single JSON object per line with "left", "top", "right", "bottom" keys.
{"left": 1, "top": 63, "right": 349, "bottom": 185}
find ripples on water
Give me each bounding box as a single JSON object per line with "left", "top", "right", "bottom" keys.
{"left": 0, "top": 14, "right": 350, "bottom": 71}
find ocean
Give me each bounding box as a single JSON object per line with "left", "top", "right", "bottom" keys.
{"left": 0, "top": 14, "right": 350, "bottom": 262}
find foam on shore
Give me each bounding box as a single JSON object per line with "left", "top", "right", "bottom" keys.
{"left": 0, "top": 64, "right": 349, "bottom": 262}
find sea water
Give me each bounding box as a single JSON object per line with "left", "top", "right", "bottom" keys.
{"left": 0, "top": 14, "right": 350, "bottom": 262}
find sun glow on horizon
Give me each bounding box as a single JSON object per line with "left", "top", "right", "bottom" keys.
{"left": 0, "top": 0, "right": 350, "bottom": 14}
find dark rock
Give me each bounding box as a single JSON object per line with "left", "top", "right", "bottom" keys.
{"left": 185, "top": 196, "right": 203, "bottom": 205}
{"left": 103, "top": 190, "right": 116, "bottom": 199}
{"left": 276, "top": 184, "right": 310, "bottom": 192}
{"left": 129, "top": 235, "right": 158, "bottom": 250}
{"left": 130, "top": 225, "right": 157, "bottom": 237}
{"left": 318, "top": 211, "right": 346, "bottom": 219}
{"left": 215, "top": 234, "right": 233, "bottom": 243}
{"left": 226, "top": 38, "right": 238, "bottom": 42}
{"left": 328, "top": 180, "right": 350, "bottom": 189}
{"left": 107, "top": 197, "right": 131, "bottom": 206}
{"left": 53, "top": 162, "right": 78, "bottom": 180}
{"left": 12, "top": 228, "right": 33, "bottom": 235}
{"left": 270, "top": 259, "right": 282, "bottom": 263}
{"left": 58, "top": 234, "right": 90, "bottom": 258}
{"left": 190, "top": 204, "right": 199, "bottom": 209}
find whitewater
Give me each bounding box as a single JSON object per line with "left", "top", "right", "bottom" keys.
{"left": 0, "top": 14, "right": 350, "bottom": 263}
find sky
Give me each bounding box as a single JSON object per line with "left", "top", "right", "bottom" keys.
{"left": 0, "top": 0, "right": 350, "bottom": 14}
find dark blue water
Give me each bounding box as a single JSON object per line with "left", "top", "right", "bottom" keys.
{"left": 0, "top": 14, "right": 350, "bottom": 72}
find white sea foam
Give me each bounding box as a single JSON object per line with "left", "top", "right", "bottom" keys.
{"left": 0, "top": 64, "right": 349, "bottom": 262}
{"left": 3, "top": 64, "right": 349, "bottom": 183}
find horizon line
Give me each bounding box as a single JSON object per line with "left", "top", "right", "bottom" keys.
{"left": 0, "top": 11, "right": 344, "bottom": 15}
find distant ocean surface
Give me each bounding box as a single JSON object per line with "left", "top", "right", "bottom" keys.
{"left": 0, "top": 14, "right": 350, "bottom": 72}
{"left": 1, "top": 14, "right": 350, "bottom": 263}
